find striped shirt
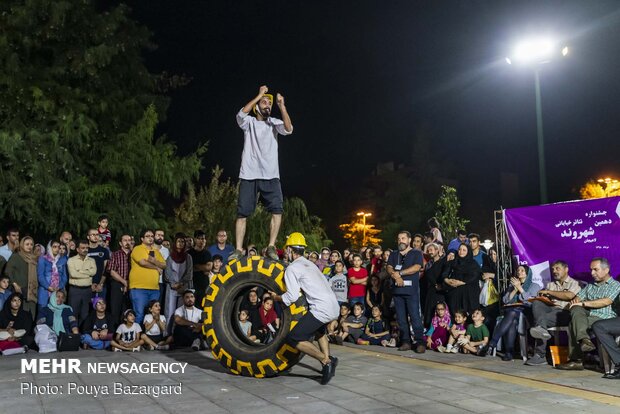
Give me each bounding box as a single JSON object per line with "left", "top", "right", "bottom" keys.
{"left": 576, "top": 277, "right": 620, "bottom": 319}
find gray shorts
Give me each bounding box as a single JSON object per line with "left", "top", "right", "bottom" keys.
{"left": 237, "top": 178, "right": 283, "bottom": 218}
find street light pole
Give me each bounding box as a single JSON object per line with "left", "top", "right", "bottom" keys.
{"left": 534, "top": 69, "right": 548, "bottom": 204}
{"left": 506, "top": 37, "right": 568, "bottom": 205}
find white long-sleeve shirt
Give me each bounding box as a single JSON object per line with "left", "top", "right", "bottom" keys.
{"left": 236, "top": 109, "right": 292, "bottom": 180}
{"left": 281, "top": 256, "right": 339, "bottom": 323}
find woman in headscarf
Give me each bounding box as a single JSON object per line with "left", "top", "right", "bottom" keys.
{"left": 36, "top": 290, "right": 78, "bottom": 336}
{"left": 442, "top": 244, "right": 481, "bottom": 316}
{"left": 163, "top": 233, "right": 193, "bottom": 336}
{"left": 37, "top": 240, "right": 68, "bottom": 314}
{"left": 0, "top": 293, "right": 34, "bottom": 352}
{"left": 478, "top": 264, "right": 541, "bottom": 361}
{"left": 4, "top": 237, "right": 38, "bottom": 316}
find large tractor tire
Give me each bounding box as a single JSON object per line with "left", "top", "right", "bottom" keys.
{"left": 202, "top": 256, "right": 307, "bottom": 378}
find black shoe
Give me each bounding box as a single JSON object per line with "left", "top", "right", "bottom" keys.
{"left": 320, "top": 362, "right": 333, "bottom": 385}
{"left": 329, "top": 356, "right": 339, "bottom": 378}
{"left": 414, "top": 343, "right": 426, "bottom": 354}
{"left": 602, "top": 371, "right": 620, "bottom": 379}
{"left": 501, "top": 352, "right": 513, "bottom": 362}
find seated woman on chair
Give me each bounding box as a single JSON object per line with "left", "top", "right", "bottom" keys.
{"left": 478, "top": 265, "right": 541, "bottom": 361}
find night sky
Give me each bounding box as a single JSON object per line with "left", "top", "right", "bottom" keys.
{"left": 127, "top": 0, "right": 620, "bottom": 243}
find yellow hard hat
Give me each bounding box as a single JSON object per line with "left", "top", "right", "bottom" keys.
{"left": 253, "top": 94, "right": 273, "bottom": 116}
{"left": 285, "top": 232, "right": 307, "bottom": 247}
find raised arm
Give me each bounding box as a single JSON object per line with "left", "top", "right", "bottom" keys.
{"left": 276, "top": 93, "right": 293, "bottom": 133}
{"left": 242, "top": 85, "right": 269, "bottom": 114}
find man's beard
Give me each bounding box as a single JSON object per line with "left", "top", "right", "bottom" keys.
{"left": 398, "top": 243, "right": 407, "bottom": 251}
{"left": 154, "top": 239, "right": 163, "bottom": 245}
{"left": 261, "top": 107, "right": 271, "bottom": 117}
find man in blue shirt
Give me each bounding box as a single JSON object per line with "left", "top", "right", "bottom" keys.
{"left": 386, "top": 231, "right": 426, "bottom": 353}
{"left": 447, "top": 229, "right": 469, "bottom": 252}
{"left": 207, "top": 230, "right": 234, "bottom": 261}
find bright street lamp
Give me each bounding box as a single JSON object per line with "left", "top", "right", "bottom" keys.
{"left": 356, "top": 211, "right": 372, "bottom": 246}
{"left": 506, "top": 37, "right": 569, "bottom": 204}
{"left": 597, "top": 177, "right": 619, "bottom": 197}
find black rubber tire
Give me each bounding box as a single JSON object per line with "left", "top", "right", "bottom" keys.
{"left": 202, "top": 256, "right": 308, "bottom": 378}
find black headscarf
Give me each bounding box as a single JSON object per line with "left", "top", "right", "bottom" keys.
{"left": 450, "top": 244, "right": 481, "bottom": 278}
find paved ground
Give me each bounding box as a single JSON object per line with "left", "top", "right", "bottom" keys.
{"left": 1, "top": 343, "right": 620, "bottom": 414}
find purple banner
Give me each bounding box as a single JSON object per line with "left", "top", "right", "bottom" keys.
{"left": 504, "top": 196, "right": 620, "bottom": 285}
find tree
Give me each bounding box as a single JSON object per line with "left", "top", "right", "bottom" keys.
{"left": 0, "top": 0, "right": 205, "bottom": 237}
{"left": 579, "top": 179, "right": 620, "bottom": 199}
{"left": 339, "top": 215, "right": 382, "bottom": 250}
{"left": 359, "top": 168, "right": 434, "bottom": 246}
{"left": 434, "top": 185, "right": 469, "bottom": 240}
{"left": 172, "top": 167, "right": 331, "bottom": 251}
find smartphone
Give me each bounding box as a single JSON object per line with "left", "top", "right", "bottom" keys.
{"left": 148, "top": 251, "right": 155, "bottom": 258}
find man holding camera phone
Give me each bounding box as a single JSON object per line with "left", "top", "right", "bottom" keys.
{"left": 129, "top": 229, "right": 166, "bottom": 324}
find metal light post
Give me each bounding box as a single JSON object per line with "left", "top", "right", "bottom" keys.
{"left": 506, "top": 39, "right": 568, "bottom": 205}
{"left": 356, "top": 211, "right": 372, "bottom": 246}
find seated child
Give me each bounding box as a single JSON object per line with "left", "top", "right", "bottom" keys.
{"left": 238, "top": 309, "right": 257, "bottom": 342}
{"left": 358, "top": 305, "right": 394, "bottom": 347}
{"left": 438, "top": 309, "right": 467, "bottom": 353}
{"left": 80, "top": 297, "right": 114, "bottom": 350}
{"left": 327, "top": 303, "right": 351, "bottom": 345}
{"left": 142, "top": 300, "right": 173, "bottom": 350}
{"left": 341, "top": 302, "right": 367, "bottom": 343}
{"left": 111, "top": 309, "right": 144, "bottom": 352}
{"left": 425, "top": 302, "right": 451, "bottom": 351}
{"left": 460, "top": 309, "right": 489, "bottom": 355}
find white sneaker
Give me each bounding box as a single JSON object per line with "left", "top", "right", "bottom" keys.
{"left": 132, "top": 346, "right": 141, "bottom": 352}
{"left": 191, "top": 338, "right": 200, "bottom": 351}
{"left": 450, "top": 346, "right": 459, "bottom": 354}
{"left": 387, "top": 338, "right": 397, "bottom": 347}
{"left": 114, "top": 348, "right": 122, "bottom": 352}
{"left": 437, "top": 346, "right": 447, "bottom": 353}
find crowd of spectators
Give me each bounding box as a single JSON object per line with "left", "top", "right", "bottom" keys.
{"left": 2, "top": 216, "right": 620, "bottom": 381}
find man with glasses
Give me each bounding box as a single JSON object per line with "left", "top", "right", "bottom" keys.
{"left": 207, "top": 230, "right": 234, "bottom": 261}
{"left": 87, "top": 229, "right": 110, "bottom": 300}
{"left": 129, "top": 229, "right": 166, "bottom": 324}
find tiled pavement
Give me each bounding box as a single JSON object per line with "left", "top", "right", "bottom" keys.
{"left": 1, "top": 343, "right": 619, "bottom": 413}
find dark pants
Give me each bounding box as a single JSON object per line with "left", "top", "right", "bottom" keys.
{"left": 393, "top": 292, "right": 424, "bottom": 344}
{"left": 173, "top": 325, "right": 201, "bottom": 348}
{"left": 490, "top": 308, "right": 520, "bottom": 352}
{"left": 159, "top": 282, "right": 166, "bottom": 306}
{"left": 109, "top": 280, "right": 129, "bottom": 326}
{"left": 482, "top": 302, "right": 500, "bottom": 336}
{"left": 592, "top": 318, "right": 620, "bottom": 365}
{"left": 568, "top": 306, "right": 601, "bottom": 360}
{"left": 531, "top": 301, "right": 571, "bottom": 356}
{"left": 68, "top": 285, "right": 92, "bottom": 325}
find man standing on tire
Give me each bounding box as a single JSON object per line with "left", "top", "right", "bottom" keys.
{"left": 230, "top": 85, "right": 293, "bottom": 262}
{"left": 270, "top": 232, "right": 339, "bottom": 385}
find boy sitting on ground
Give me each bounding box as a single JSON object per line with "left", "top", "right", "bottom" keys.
{"left": 460, "top": 309, "right": 489, "bottom": 355}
